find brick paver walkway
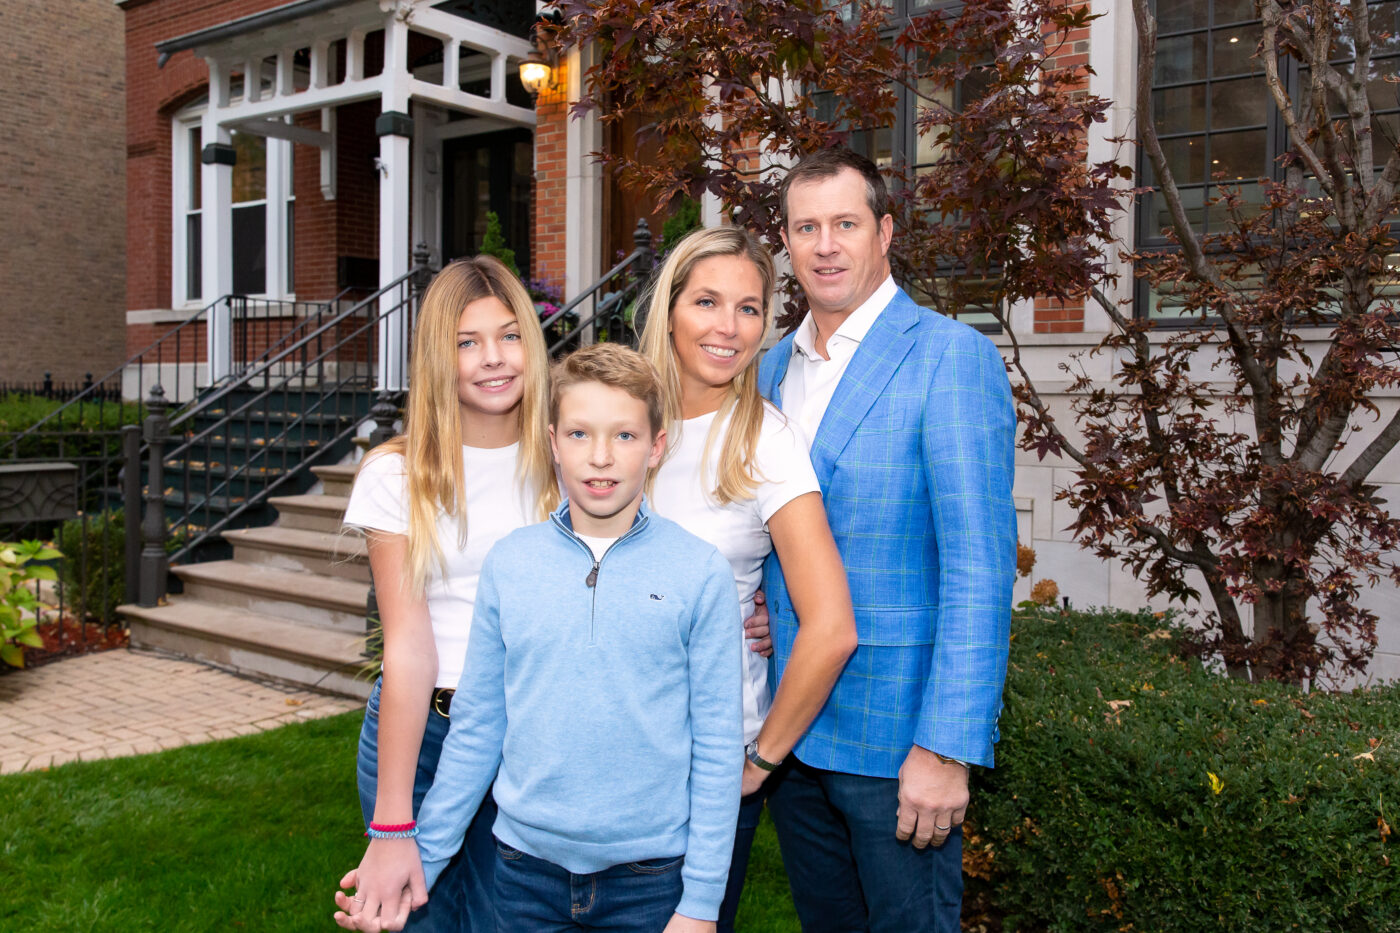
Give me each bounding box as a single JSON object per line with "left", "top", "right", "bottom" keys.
{"left": 0, "top": 649, "right": 363, "bottom": 774}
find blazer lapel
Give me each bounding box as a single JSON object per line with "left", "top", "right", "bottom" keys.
{"left": 759, "top": 332, "right": 795, "bottom": 407}
{"left": 809, "top": 291, "right": 919, "bottom": 476}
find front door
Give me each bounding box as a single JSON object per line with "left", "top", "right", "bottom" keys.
{"left": 442, "top": 128, "right": 533, "bottom": 273}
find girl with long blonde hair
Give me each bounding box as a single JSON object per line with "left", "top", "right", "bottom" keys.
{"left": 336, "top": 255, "right": 556, "bottom": 932}
{"left": 640, "top": 226, "right": 858, "bottom": 933}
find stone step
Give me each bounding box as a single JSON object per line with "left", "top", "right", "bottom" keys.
{"left": 223, "top": 525, "right": 369, "bottom": 583}
{"left": 122, "top": 600, "right": 373, "bottom": 700}
{"left": 269, "top": 493, "right": 350, "bottom": 533}
{"left": 312, "top": 463, "right": 359, "bottom": 498}
{"left": 171, "top": 560, "right": 368, "bottom": 632}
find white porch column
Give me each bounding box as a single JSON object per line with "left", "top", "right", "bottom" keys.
{"left": 376, "top": 14, "right": 412, "bottom": 392}
{"left": 201, "top": 58, "right": 235, "bottom": 384}
{"left": 565, "top": 46, "right": 604, "bottom": 311}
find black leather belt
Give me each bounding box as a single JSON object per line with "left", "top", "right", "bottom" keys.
{"left": 432, "top": 687, "right": 455, "bottom": 719}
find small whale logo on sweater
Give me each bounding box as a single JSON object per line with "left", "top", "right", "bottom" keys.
{"left": 649, "top": 593, "right": 665, "bottom": 601}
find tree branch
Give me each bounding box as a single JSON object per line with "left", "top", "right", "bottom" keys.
{"left": 1340, "top": 402, "right": 1400, "bottom": 486}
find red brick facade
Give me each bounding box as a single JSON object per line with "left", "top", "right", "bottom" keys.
{"left": 532, "top": 59, "right": 570, "bottom": 288}
{"left": 122, "top": 0, "right": 383, "bottom": 336}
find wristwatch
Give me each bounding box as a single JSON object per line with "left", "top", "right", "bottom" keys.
{"left": 745, "top": 739, "right": 782, "bottom": 771}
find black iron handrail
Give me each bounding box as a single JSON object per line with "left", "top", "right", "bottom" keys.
{"left": 133, "top": 260, "right": 433, "bottom": 600}
{"left": 542, "top": 218, "right": 656, "bottom": 355}
{"left": 3, "top": 288, "right": 356, "bottom": 456}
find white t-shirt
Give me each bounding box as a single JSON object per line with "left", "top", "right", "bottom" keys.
{"left": 650, "top": 402, "right": 821, "bottom": 742}
{"left": 576, "top": 534, "right": 618, "bottom": 561}
{"left": 342, "top": 443, "right": 532, "bottom": 689}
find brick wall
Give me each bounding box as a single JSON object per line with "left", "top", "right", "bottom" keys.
{"left": 0, "top": 0, "right": 126, "bottom": 384}
{"left": 122, "top": 0, "right": 383, "bottom": 361}
{"left": 532, "top": 58, "right": 569, "bottom": 289}
{"left": 1030, "top": 12, "right": 1093, "bottom": 334}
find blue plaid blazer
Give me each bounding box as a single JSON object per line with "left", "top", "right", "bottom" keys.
{"left": 759, "top": 287, "right": 1016, "bottom": 775}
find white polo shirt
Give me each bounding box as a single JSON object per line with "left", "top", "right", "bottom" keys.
{"left": 780, "top": 275, "right": 898, "bottom": 443}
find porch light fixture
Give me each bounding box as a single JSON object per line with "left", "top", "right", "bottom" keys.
{"left": 519, "top": 53, "right": 553, "bottom": 96}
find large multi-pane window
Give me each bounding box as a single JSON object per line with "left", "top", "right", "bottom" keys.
{"left": 1139, "top": 0, "right": 1400, "bottom": 316}
{"left": 816, "top": 1, "right": 998, "bottom": 326}
{"left": 171, "top": 79, "right": 298, "bottom": 306}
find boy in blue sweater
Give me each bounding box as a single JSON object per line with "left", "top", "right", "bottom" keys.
{"left": 336, "top": 344, "right": 743, "bottom": 933}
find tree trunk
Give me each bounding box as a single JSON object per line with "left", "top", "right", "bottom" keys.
{"left": 1250, "top": 573, "right": 1315, "bottom": 681}
{"left": 1200, "top": 569, "right": 1252, "bottom": 680}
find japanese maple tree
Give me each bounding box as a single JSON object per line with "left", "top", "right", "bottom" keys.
{"left": 554, "top": 0, "right": 1400, "bottom": 682}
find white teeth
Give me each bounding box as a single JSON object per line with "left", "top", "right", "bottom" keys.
{"left": 586, "top": 480, "right": 615, "bottom": 488}
{"left": 702, "top": 346, "right": 737, "bottom": 358}
{"left": 478, "top": 378, "right": 512, "bottom": 387}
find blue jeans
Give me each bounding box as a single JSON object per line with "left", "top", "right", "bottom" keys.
{"left": 766, "top": 758, "right": 963, "bottom": 933}
{"left": 492, "top": 838, "right": 684, "bottom": 932}
{"left": 717, "top": 787, "right": 767, "bottom": 933}
{"left": 357, "top": 678, "right": 498, "bottom": 933}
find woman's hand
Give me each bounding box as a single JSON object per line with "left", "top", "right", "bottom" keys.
{"left": 332, "top": 838, "right": 427, "bottom": 931}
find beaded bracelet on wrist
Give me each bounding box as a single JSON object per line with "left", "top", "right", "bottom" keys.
{"left": 364, "top": 826, "right": 420, "bottom": 839}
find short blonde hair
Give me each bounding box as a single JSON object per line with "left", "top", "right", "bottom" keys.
{"left": 549, "top": 343, "right": 665, "bottom": 438}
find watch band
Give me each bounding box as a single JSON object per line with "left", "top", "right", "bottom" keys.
{"left": 933, "top": 751, "right": 970, "bottom": 769}
{"left": 745, "top": 739, "right": 781, "bottom": 772}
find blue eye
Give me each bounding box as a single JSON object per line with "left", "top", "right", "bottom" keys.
{"left": 799, "top": 223, "right": 815, "bottom": 234}
{"left": 617, "top": 431, "right": 635, "bottom": 441}
{"left": 740, "top": 304, "right": 761, "bottom": 316}
{"left": 502, "top": 332, "right": 521, "bottom": 342}
{"left": 458, "top": 339, "right": 476, "bottom": 349}
{"left": 568, "top": 430, "right": 586, "bottom": 440}
{"left": 695, "top": 297, "right": 715, "bottom": 308}
{"left": 839, "top": 220, "right": 855, "bottom": 230}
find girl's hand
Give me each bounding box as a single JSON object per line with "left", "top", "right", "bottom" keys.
{"left": 743, "top": 590, "right": 773, "bottom": 657}
{"left": 332, "top": 838, "right": 427, "bottom": 931}
{"left": 662, "top": 914, "right": 717, "bottom": 933}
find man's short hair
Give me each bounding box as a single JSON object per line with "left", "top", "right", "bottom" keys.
{"left": 778, "top": 148, "right": 889, "bottom": 225}
{"left": 549, "top": 343, "right": 666, "bottom": 437}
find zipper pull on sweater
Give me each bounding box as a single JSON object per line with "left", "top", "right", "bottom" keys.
{"left": 586, "top": 561, "right": 599, "bottom": 587}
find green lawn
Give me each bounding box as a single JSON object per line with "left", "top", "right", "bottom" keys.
{"left": 0, "top": 711, "right": 800, "bottom": 932}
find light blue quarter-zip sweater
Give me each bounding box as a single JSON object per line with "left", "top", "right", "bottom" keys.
{"left": 414, "top": 499, "right": 743, "bottom": 922}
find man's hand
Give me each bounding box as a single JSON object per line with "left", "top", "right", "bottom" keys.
{"left": 895, "top": 744, "right": 969, "bottom": 849}
{"left": 741, "top": 758, "right": 770, "bottom": 797}
{"left": 331, "top": 838, "right": 427, "bottom": 931}
{"left": 743, "top": 590, "right": 773, "bottom": 658}
{"left": 662, "top": 913, "right": 717, "bottom": 933}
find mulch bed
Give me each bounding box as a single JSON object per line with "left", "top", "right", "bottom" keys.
{"left": 14, "top": 618, "right": 129, "bottom": 669}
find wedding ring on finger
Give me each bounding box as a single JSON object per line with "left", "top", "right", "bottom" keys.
{"left": 934, "top": 823, "right": 951, "bottom": 831}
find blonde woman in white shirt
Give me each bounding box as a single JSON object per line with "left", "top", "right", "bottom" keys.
{"left": 336, "top": 256, "right": 557, "bottom": 932}
{"left": 641, "top": 226, "right": 858, "bottom": 933}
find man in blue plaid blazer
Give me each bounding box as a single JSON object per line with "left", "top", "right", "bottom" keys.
{"left": 754, "top": 149, "right": 1016, "bottom": 932}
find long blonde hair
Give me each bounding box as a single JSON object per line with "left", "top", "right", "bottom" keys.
{"left": 637, "top": 226, "right": 776, "bottom": 504}
{"left": 372, "top": 256, "right": 557, "bottom": 593}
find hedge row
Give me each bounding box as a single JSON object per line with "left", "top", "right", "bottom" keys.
{"left": 970, "top": 607, "right": 1398, "bottom": 933}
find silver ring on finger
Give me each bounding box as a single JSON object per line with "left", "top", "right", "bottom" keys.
{"left": 934, "top": 823, "right": 951, "bottom": 831}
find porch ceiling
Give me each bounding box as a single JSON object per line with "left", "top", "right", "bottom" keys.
{"left": 155, "top": 0, "right": 536, "bottom": 128}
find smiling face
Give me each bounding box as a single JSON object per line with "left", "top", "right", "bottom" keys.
{"left": 780, "top": 166, "right": 894, "bottom": 322}
{"left": 549, "top": 380, "right": 667, "bottom": 537}
{"left": 668, "top": 253, "right": 768, "bottom": 417}
{"left": 456, "top": 296, "right": 525, "bottom": 441}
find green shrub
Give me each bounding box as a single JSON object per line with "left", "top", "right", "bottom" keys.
{"left": 0, "top": 540, "right": 59, "bottom": 668}
{"left": 478, "top": 210, "right": 519, "bottom": 277}
{"left": 0, "top": 394, "right": 141, "bottom": 461}
{"left": 54, "top": 511, "right": 187, "bottom": 622}
{"left": 55, "top": 511, "right": 129, "bottom": 623}
{"left": 970, "top": 607, "right": 1399, "bottom": 932}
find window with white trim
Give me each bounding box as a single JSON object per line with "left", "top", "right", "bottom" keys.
{"left": 171, "top": 91, "right": 297, "bottom": 306}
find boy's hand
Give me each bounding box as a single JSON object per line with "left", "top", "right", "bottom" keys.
{"left": 331, "top": 838, "right": 427, "bottom": 931}
{"left": 743, "top": 590, "right": 772, "bottom": 657}
{"left": 662, "top": 914, "right": 717, "bottom": 933}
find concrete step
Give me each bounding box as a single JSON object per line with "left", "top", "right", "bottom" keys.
{"left": 223, "top": 525, "right": 369, "bottom": 583}
{"left": 122, "top": 600, "right": 373, "bottom": 700}
{"left": 269, "top": 493, "right": 350, "bottom": 533}
{"left": 171, "top": 560, "right": 368, "bottom": 632}
{"left": 312, "top": 463, "right": 359, "bottom": 498}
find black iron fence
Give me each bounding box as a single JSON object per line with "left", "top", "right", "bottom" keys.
{"left": 0, "top": 373, "right": 123, "bottom": 403}
{"left": 544, "top": 219, "right": 656, "bottom": 356}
